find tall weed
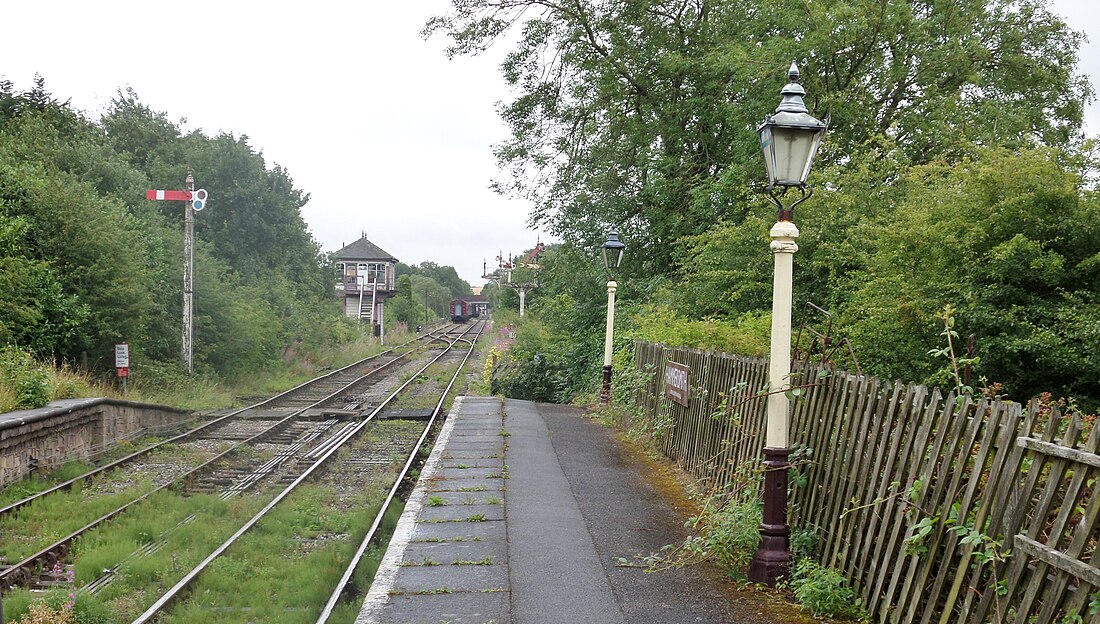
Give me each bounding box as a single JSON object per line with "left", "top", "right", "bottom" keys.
{"left": 787, "top": 557, "right": 868, "bottom": 620}
{"left": 0, "top": 346, "right": 50, "bottom": 409}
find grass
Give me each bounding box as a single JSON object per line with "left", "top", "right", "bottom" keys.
{"left": 0, "top": 355, "right": 112, "bottom": 413}
{"left": 0, "top": 443, "right": 217, "bottom": 561}
{"left": 0, "top": 459, "right": 96, "bottom": 506}
{"left": 6, "top": 419, "right": 418, "bottom": 624}
{"left": 0, "top": 479, "right": 152, "bottom": 561}
{"left": 2, "top": 491, "right": 269, "bottom": 623}
{"left": 452, "top": 556, "right": 494, "bottom": 565}
{"left": 150, "top": 425, "right": 413, "bottom": 624}
{"left": 0, "top": 330, "right": 406, "bottom": 415}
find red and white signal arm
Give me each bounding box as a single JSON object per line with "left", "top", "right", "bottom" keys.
{"left": 115, "top": 343, "right": 130, "bottom": 377}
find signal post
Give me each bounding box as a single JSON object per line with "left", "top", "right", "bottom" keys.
{"left": 146, "top": 170, "right": 208, "bottom": 374}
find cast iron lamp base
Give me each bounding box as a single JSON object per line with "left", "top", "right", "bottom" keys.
{"left": 600, "top": 365, "right": 612, "bottom": 404}
{"left": 748, "top": 446, "right": 791, "bottom": 584}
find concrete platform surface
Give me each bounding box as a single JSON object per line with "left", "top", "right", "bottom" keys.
{"left": 359, "top": 396, "right": 793, "bottom": 624}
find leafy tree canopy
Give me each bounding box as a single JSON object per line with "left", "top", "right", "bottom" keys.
{"left": 427, "top": 0, "right": 1092, "bottom": 273}
{"left": 396, "top": 261, "right": 473, "bottom": 298}
{"left": 0, "top": 77, "right": 346, "bottom": 378}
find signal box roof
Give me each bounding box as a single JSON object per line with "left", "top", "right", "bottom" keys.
{"left": 334, "top": 235, "right": 398, "bottom": 262}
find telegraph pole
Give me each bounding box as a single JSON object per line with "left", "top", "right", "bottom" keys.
{"left": 182, "top": 169, "right": 195, "bottom": 374}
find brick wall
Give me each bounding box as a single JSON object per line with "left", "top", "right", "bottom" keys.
{"left": 0, "top": 399, "right": 193, "bottom": 486}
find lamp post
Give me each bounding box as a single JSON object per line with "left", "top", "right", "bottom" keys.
{"left": 600, "top": 231, "right": 626, "bottom": 405}
{"left": 748, "top": 62, "right": 827, "bottom": 585}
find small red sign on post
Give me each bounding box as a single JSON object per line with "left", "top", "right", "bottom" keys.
{"left": 664, "top": 361, "right": 690, "bottom": 407}
{"left": 117, "top": 367, "right": 129, "bottom": 378}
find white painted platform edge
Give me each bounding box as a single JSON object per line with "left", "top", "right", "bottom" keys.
{"left": 355, "top": 396, "right": 465, "bottom": 623}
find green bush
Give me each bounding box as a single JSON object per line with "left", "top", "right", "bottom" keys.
{"left": 788, "top": 557, "right": 868, "bottom": 620}
{"left": 629, "top": 304, "right": 770, "bottom": 357}
{"left": 676, "top": 476, "right": 763, "bottom": 579}
{"left": 701, "top": 493, "right": 762, "bottom": 576}
{"left": 0, "top": 345, "right": 50, "bottom": 409}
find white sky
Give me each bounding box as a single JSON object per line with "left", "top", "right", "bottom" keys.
{"left": 1, "top": 1, "right": 1097, "bottom": 287}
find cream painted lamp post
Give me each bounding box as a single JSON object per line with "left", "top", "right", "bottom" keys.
{"left": 600, "top": 231, "right": 626, "bottom": 405}
{"left": 748, "top": 62, "right": 827, "bottom": 585}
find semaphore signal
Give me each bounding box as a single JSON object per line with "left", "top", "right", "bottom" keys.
{"left": 145, "top": 172, "right": 209, "bottom": 374}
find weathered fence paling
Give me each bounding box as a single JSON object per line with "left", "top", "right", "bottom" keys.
{"left": 631, "top": 340, "right": 1100, "bottom": 624}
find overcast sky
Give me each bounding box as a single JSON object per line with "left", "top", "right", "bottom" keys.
{"left": 1, "top": 1, "right": 1097, "bottom": 287}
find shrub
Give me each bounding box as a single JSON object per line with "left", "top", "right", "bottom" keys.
{"left": 628, "top": 304, "right": 770, "bottom": 357}
{"left": 788, "top": 557, "right": 868, "bottom": 620}
{"left": 700, "top": 492, "right": 762, "bottom": 576}
{"left": 671, "top": 475, "right": 763, "bottom": 579}
{"left": 14, "top": 602, "right": 75, "bottom": 624}
{"left": 0, "top": 346, "right": 50, "bottom": 409}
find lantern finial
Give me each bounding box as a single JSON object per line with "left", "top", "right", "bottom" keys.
{"left": 776, "top": 63, "right": 809, "bottom": 115}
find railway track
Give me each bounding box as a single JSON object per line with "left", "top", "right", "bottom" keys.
{"left": 131, "top": 319, "right": 485, "bottom": 623}
{"left": 0, "top": 324, "right": 462, "bottom": 591}
{"left": 0, "top": 320, "right": 486, "bottom": 623}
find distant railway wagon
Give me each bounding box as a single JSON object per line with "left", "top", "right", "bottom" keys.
{"left": 450, "top": 299, "right": 473, "bottom": 322}
{"left": 450, "top": 296, "right": 489, "bottom": 322}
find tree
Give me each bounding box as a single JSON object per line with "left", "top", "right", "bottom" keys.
{"left": 395, "top": 261, "right": 472, "bottom": 298}
{"left": 386, "top": 274, "right": 456, "bottom": 326}
{"left": 0, "top": 124, "right": 153, "bottom": 362}
{"left": 0, "top": 79, "right": 346, "bottom": 378}
{"left": 426, "top": 0, "right": 1091, "bottom": 276}
{"left": 841, "top": 147, "right": 1100, "bottom": 406}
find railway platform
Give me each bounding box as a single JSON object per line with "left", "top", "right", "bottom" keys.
{"left": 359, "top": 396, "right": 791, "bottom": 624}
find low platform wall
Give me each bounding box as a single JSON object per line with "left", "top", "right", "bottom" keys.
{"left": 0, "top": 398, "right": 194, "bottom": 487}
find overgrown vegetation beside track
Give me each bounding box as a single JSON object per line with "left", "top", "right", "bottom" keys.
{"left": 0, "top": 330, "right": 415, "bottom": 413}
{"left": 0, "top": 420, "right": 418, "bottom": 623}
{"left": 160, "top": 427, "right": 412, "bottom": 624}
{"left": 2, "top": 491, "right": 270, "bottom": 622}
{"left": 1, "top": 328, "right": 476, "bottom": 623}
{"left": 0, "top": 443, "right": 213, "bottom": 561}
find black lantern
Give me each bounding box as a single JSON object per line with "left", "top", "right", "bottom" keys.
{"left": 758, "top": 62, "right": 827, "bottom": 213}
{"left": 602, "top": 231, "right": 626, "bottom": 274}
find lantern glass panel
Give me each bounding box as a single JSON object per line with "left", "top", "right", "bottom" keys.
{"left": 759, "top": 125, "right": 776, "bottom": 186}
{"left": 602, "top": 246, "right": 624, "bottom": 271}
{"left": 771, "top": 126, "right": 817, "bottom": 186}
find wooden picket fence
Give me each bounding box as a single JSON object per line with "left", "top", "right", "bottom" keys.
{"left": 631, "top": 341, "right": 1100, "bottom": 623}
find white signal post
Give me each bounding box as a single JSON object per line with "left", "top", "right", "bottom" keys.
{"left": 183, "top": 170, "right": 194, "bottom": 375}
{"left": 146, "top": 169, "right": 208, "bottom": 375}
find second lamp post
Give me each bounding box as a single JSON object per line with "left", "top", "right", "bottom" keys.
{"left": 747, "top": 62, "right": 827, "bottom": 585}
{"left": 600, "top": 231, "right": 626, "bottom": 404}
